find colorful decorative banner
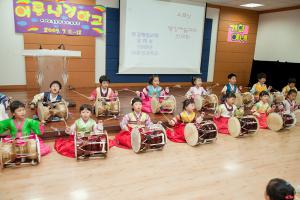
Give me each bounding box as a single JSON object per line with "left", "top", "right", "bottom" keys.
{"left": 13, "top": 0, "right": 105, "bottom": 37}
{"left": 227, "top": 24, "right": 249, "bottom": 43}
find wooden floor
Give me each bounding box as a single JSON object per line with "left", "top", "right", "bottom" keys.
{"left": 1, "top": 87, "right": 300, "bottom": 199}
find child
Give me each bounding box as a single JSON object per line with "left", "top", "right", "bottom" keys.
{"left": 251, "top": 91, "right": 275, "bottom": 129}
{"left": 166, "top": 99, "right": 204, "bottom": 143}
{"left": 221, "top": 73, "right": 241, "bottom": 95}
{"left": 55, "top": 104, "right": 103, "bottom": 158}
{"left": 265, "top": 178, "right": 295, "bottom": 200}
{"left": 282, "top": 78, "right": 297, "bottom": 97}
{"left": 213, "top": 92, "right": 237, "bottom": 134}
{"left": 250, "top": 73, "right": 272, "bottom": 100}
{"left": 136, "top": 75, "right": 169, "bottom": 113}
{"left": 113, "top": 97, "right": 153, "bottom": 149}
{"left": 88, "top": 75, "right": 118, "bottom": 101}
{"left": 282, "top": 89, "right": 298, "bottom": 116}
{"left": 0, "top": 100, "right": 50, "bottom": 156}
{"left": 185, "top": 76, "right": 208, "bottom": 98}
{"left": 30, "top": 80, "right": 63, "bottom": 109}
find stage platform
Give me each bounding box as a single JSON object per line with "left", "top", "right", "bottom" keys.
{"left": 3, "top": 86, "right": 214, "bottom": 140}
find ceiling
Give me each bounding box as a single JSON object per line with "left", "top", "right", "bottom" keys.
{"left": 190, "top": 0, "right": 300, "bottom": 11}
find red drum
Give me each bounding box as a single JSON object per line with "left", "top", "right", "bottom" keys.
{"left": 0, "top": 135, "right": 41, "bottom": 169}
{"left": 95, "top": 97, "right": 120, "bottom": 117}
{"left": 228, "top": 116, "right": 259, "bottom": 137}
{"left": 184, "top": 120, "right": 217, "bottom": 146}
{"left": 267, "top": 113, "right": 296, "bottom": 131}
{"left": 74, "top": 131, "right": 109, "bottom": 160}
{"left": 131, "top": 124, "right": 167, "bottom": 153}
{"left": 151, "top": 95, "right": 176, "bottom": 114}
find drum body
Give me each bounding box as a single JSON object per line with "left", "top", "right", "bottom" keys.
{"left": 228, "top": 116, "right": 259, "bottom": 137}
{"left": 37, "top": 100, "right": 68, "bottom": 122}
{"left": 184, "top": 121, "right": 217, "bottom": 146}
{"left": 95, "top": 97, "right": 120, "bottom": 117}
{"left": 267, "top": 113, "right": 296, "bottom": 131}
{"left": 74, "top": 131, "right": 109, "bottom": 160}
{"left": 131, "top": 124, "right": 166, "bottom": 153}
{"left": 202, "top": 94, "right": 218, "bottom": 112}
{"left": 151, "top": 96, "right": 176, "bottom": 114}
{"left": 0, "top": 135, "right": 40, "bottom": 168}
{"left": 194, "top": 95, "right": 203, "bottom": 111}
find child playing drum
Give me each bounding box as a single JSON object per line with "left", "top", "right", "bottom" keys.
{"left": 213, "top": 92, "right": 238, "bottom": 134}
{"left": 250, "top": 73, "right": 272, "bottom": 101}
{"left": 88, "top": 75, "right": 118, "bottom": 101}
{"left": 112, "top": 97, "right": 154, "bottom": 149}
{"left": 0, "top": 100, "right": 51, "bottom": 156}
{"left": 166, "top": 99, "right": 204, "bottom": 143}
{"left": 221, "top": 73, "right": 241, "bottom": 95}
{"left": 185, "top": 77, "right": 208, "bottom": 98}
{"left": 283, "top": 89, "right": 298, "bottom": 116}
{"left": 282, "top": 78, "right": 297, "bottom": 97}
{"left": 55, "top": 104, "right": 104, "bottom": 158}
{"left": 136, "top": 75, "right": 170, "bottom": 113}
{"left": 30, "top": 80, "right": 66, "bottom": 123}
{"left": 251, "top": 91, "right": 275, "bottom": 129}
{"left": 30, "top": 80, "right": 63, "bottom": 108}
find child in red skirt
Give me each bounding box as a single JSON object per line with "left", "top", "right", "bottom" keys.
{"left": 213, "top": 92, "right": 237, "bottom": 134}
{"left": 136, "top": 75, "right": 169, "bottom": 113}
{"left": 113, "top": 97, "right": 153, "bottom": 149}
{"left": 55, "top": 104, "right": 103, "bottom": 158}
{"left": 251, "top": 91, "right": 275, "bottom": 129}
{"left": 166, "top": 99, "right": 204, "bottom": 143}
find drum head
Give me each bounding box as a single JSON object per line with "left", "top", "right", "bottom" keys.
{"left": 36, "top": 136, "right": 41, "bottom": 163}
{"left": 296, "top": 92, "right": 300, "bottom": 105}
{"left": 95, "top": 100, "right": 100, "bottom": 117}
{"left": 242, "top": 92, "right": 254, "bottom": 105}
{"left": 151, "top": 98, "right": 160, "bottom": 114}
{"left": 184, "top": 123, "right": 199, "bottom": 146}
{"left": 37, "top": 102, "right": 50, "bottom": 122}
{"left": 273, "top": 92, "right": 284, "bottom": 103}
{"left": 168, "top": 95, "right": 176, "bottom": 113}
{"left": 131, "top": 128, "right": 142, "bottom": 153}
{"left": 235, "top": 93, "right": 243, "bottom": 108}
{"left": 267, "top": 113, "right": 283, "bottom": 131}
{"left": 27, "top": 139, "right": 38, "bottom": 160}
{"left": 295, "top": 110, "right": 300, "bottom": 126}
{"left": 228, "top": 117, "right": 241, "bottom": 138}
{"left": 194, "top": 95, "right": 203, "bottom": 111}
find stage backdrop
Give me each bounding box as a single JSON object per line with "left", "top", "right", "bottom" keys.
{"left": 106, "top": 8, "right": 214, "bottom": 83}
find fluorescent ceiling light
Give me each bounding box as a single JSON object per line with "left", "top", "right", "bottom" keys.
{"left": 240, "top": 3, "right": 264, "bottom": 8}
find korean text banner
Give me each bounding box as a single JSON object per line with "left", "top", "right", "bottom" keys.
{"left": 13, "top": 0, "right": 105, "bottom": 37}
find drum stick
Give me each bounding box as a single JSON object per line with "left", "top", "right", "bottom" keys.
{"left": 70, "top": 89, "right": 90, "bottom": 100}
{"left": 103, "top": 115, "right": 123, "bottom": 121}
{"left": 162, "top": 113, "right": 172, "bottom": 123}
{"left": 116, "top": 88, "right": 137, "bottom": 94}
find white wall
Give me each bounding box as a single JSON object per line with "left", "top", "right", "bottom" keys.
{"left": 254, "top": 9, "right": 300, "bottom": 63}
{"left": 95, "top": 1, "right": 219, "bottom": 82}
{"left": 0, "top": 1, "right": 26, "bottom": 85}
{"left": 95, "top": 0, "right": 119, "bottom": 83}
{"left": 206, "top": 7, "right": 219, "bottom": 82}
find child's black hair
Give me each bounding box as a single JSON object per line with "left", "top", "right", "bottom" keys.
{"left": 131, "top": 97, "right": 142, "bottom": 105}
{"left": 266, "top": 178, "right": 295, "bottom": 200}
{"left": 227, "top": 73, "right": 237, "bottom": 79}
{"left": 288, "top": 78, "right": 296, "bottom": 84}
{"left": 182, "top": 99, "right": 194, "bottom": 110}
{"left": 50, "top": 80, "right": 62, "bottom": 89}
{"left": 10, "top": 100, "right": 25, "bottom": 114}
{"left": 259, "top": 91, "right": 270, "bottom": 98}
{"left": 79, "top": 104, "right": 93, "bottom": 113}
{"left": 287, "top": 89, "right": 297, "bottom": 97}
{"left": 99, "top": 75, "right": 110, "bottom": 84}
{"left": 225, "top": 92, "right": 236, "bottom": 99}
{"left": 191, "top": 76, "right": 201, "bottom": 86}
{"left": 148, "top": 75, "right": 160, "bottom": 85}
{"left": 257, "top": 73, "right": 267, "bottom": 80}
